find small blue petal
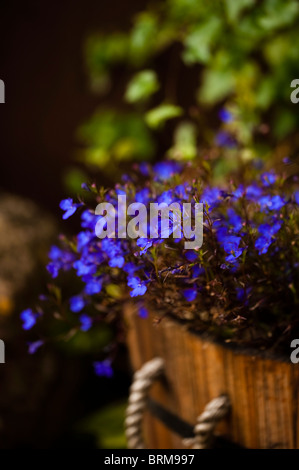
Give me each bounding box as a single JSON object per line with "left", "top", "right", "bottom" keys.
{"left": 28, "top": 340, "right": 44, "bottom": 354}
{"left": 183, "top": 288, "right": 197, "bottom": 302}
{"left": 70, "top": 295, "right": 85, "bottom": 313}
{"left": 138, "top": 306, "right": 148, "bottom": 318}
{"left": 79, "top": 314, "right": 92, "bottom": 332}
{"left": 20, "top": 309, "right": 37, "bottom": 330}
{"left": 218, "top": 108, "right": 233, "bottom": 123}
{"left": 93, "top": 360, "right": 113, "bottom": 378}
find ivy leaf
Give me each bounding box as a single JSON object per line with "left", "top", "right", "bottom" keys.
{"left": 145, "top": 104, "right": 183, "bottom": 129}
{"left": 129, "top": 12, "right": 158, "bottom": 66}
{"left": 125, "top": 70, "right": 159, "bottom": 103}
{"left": 224, "top": 0, "right": 256, "bottom": 24}
{"left": 258, "top": 1, "right": 299, "bottom": 31}
{"left": 183, "top": 17, "right": 222, "bottom": 64}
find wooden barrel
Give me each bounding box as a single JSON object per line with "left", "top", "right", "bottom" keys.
{"left": 125, "top": 307, "right": 299, "bottom": 449}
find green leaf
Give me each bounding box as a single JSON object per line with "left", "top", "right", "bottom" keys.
{"left": 63, "top": 167, "right": 89, "bottom": 194}
{"left": 168, "top": 121, "right": 197, "bottom": 160}
{"left": 129, "top": 12, "right": 158, "bottom": 66}
{"left": 145, "top": 104, "right": 183, "bottom": 129}
{"left": 125, "top": 70, "right": 159, "bottom": 103}
{"left": 258, "top": 1, "right": 299, "bottom": 31}
{"left": 77, "top": 401, "right": 127, "bottom": 449}
{"left": 224, "top": 0, "right": 256, "bottom": 24}
{"left": 85, "top": 33, "right": 129, "bottom": 73}
{"left": 255, "top": 76, "right": 277, "bottom": 109}
{"left": 78, "top": 110, "right": 155, "bottom": 168}
{"left": 62, "top": 326, "right": 112, "bottom": 355}
{"left": 274, "top": 109, "right": 297, "bottom": 139}
{"left": 183, "top": 17, "right": 222, "bottom": 64}
{"left": 199, "top": 69, "right": 235, "bottom": 104}
{"left": 105, "top": 284, "right": 123, "bottom": 299}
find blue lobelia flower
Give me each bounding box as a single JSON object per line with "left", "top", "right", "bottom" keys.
{"left": 214, "top": 131, "right": 235, "bottom": 147}
{"left": 232, "top": 185, "right": 245, "bottom": 199}
{"left": 255, "top": 235, "right": 272, "bottom": 255}
{"left": 81, "top": 210, "right": 98, "bottom": 230}
{"left": 73, "top": 259, "right": 97, "bottom": 277}
{"left": 158, "top": 190, "right": 174, "bottom": 205}
{"left": 109, "top": 256, "right": 125, "bottom": 268}
{"left": 259, "top": 220, "right": 282, "bottom": 237}
{"left": 28, "top": 340, "right": 44, "bottom": 354}
{"left": 77, "top": 231, "right": 93, "bottom": 252}
{"left": 101, "top": 239, "right": 125, "bottom": 267}
{"left": 294, "top": 191, "right": 299, "bottom": 205}
{"left": 153, "top": 161, "right": 182, "bottom": 181}
{"left": 60, "top": 198, "right": 80, "bottom": 220}
{"left": 123, "top": 262, "right": 141, "bottom": 275}
{"left": 184, "top": 251, "right": 198, "bottom": 262}
{"left": 236, "top": 287, "right": 252, "bottom": 306}
{"left": 20, "top": 308, "right": 38, "bottom": 330}
{"left": 79, "top": 314, "right": 92, "bottom": 331}
{"left": 70, "top": 295, "right": 85, "bottom": 313}
{"left": 175, "top": 183, "right": 189, "bottom": 199}
{"left": 84, "top": 276, "right": 103, "bottom": 295}
{"left": 261, "top": 172, "right": 276, "bottom": 187}
{"left": 192, "top": 264, "right": 205, "bottom": 277}
{"left": 47, "top": 245, "right": 75, "bottom": 279}
{"left": 138, "top": 162, "right": 150, "bottom": 176}
{"left": 137, "top": 238, "right": 153, "bottom": 254}
{"left": 93, "top": 360, "right": 113, "bottom": 378}
{"left": 201, "top": 187, "right": 221, "bottom": 208}
{"left": 136, "top": 188, "right": 151, "bottom": 204}
{"left": 138, "top": 305, "right": 149, "bottom": 318}
{"left": 245, "top": 185, "right": 262, "bottom": 201}
{"left": 127, "top": 276, "right": 147, "bottom": 297}
{"left": 259, "top": 195, "right": 285, "bottom": 211}
{"left": 217, "top": 232, "right": 244, "bottom": 264}
{"left": 227, "top": 208, "right": 243, "bottom": 232}
{"left": 183, "top": 288, "right": 197, "bottom": 301}
{"left": 218, "top": 108, "right": 233, "bottom": 123}
{"left": 254, "top": 218, "right": 282, "bottom": 255}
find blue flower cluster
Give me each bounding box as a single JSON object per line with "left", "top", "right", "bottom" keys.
{"left": 20, "top": 160, "right": 299, "bottom": 360}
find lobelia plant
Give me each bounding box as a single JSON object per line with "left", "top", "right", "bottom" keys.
{"left": 21, "top": 153, "right": 299, "bottom": 371}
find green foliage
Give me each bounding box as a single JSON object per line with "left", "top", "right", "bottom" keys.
{"left": 78, "top": 110, "right": 155, "bottom": 171}
{"left": 80, "top": 0, "right": 299, "bottom": 176}
{"left": 167, "top": 121, "right": 197, "bottom": 160}
{"left": 77, "top": 401, "right": 127, "bottom": 448}
{"left": 125, "top": 70, "right": 159, "bottom": 103}
{"left": 145, "top": 104, "right": 183, "bottom": 129}
{"left": 60, "top": 325, "right": 112, "bottom": 355}
{"left": 63, "top": 167, "right": 90, "bottom": 195}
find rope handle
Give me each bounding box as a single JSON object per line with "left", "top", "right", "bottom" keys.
{"left": 125, "top": 357, "right": 230, "bottom": 449}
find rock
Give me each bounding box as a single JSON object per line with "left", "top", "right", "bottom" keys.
{"left": 0, "top": 193, "right": 56, "bottom": 315}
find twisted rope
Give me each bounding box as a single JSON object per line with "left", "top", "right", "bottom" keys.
{"left": 125, "top": 357, "right": 230, "bottom": 449}
{"left": 183, "top": 395, "right": 230, "bottom": 449}
{"left": 125, "top": 357, "right": 165, "bottom": 449}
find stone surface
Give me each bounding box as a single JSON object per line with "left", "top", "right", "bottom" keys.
{"left": 0, "top": 193, "right": 56, "bottom": 315}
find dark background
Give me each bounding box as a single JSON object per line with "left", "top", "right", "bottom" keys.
{"left": 0, "top": 0, "right": 148, "bottom": 448}
{"left": 0, "top": 0, "right": 146, "bottom": 212}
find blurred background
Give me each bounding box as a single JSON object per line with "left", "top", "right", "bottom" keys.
{"left": 0, "top": 0, "right": 299, "bottom": 448}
